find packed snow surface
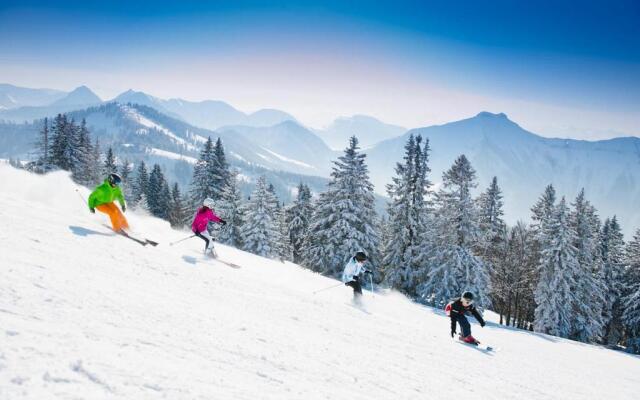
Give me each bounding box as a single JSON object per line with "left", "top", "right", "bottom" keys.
{"left": 0, "top": 165, "right": 638, "bottom": 399}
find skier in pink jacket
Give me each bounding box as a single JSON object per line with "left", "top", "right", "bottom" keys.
{"left": 192, "top": 198, "right": 226, "bottom": 257}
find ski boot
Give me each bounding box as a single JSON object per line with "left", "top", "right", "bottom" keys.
{"left": 459, "top": 334, "right": 480, "bottom": 345}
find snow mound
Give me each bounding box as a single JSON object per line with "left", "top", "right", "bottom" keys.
{"left": 0, "top": 165, "right": 638, "bottom": 399}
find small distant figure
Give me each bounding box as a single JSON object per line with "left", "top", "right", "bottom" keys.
{"left": 191, "top": 198, "right": 226, "bottom": 257}
{"left": 88, "top": 173, "right": 128, "bottom": 232}
{"left": 446, "top": 291, "right": 486, "bottom": 344}
{"left": 342, "top": 251, "right": 372, "bottom": 305}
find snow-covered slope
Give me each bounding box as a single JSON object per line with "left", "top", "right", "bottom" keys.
{"left": 1, "top": 165, "right": 638, "bottom": 399}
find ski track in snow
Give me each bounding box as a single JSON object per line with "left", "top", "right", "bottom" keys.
{"left": 0, "top": 165, "right": 639, "bottom": 399}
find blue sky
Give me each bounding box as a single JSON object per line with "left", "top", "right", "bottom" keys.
{"left": 1, "top": 0, "right": 638, "bottom": 138}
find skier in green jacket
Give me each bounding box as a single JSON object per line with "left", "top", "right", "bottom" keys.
{"left": 88, "top": 173, "right": 128, "bottom": 232}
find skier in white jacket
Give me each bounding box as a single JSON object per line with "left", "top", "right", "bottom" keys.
{"left": 342, "top": 251, "right": 371, "bottom": 304}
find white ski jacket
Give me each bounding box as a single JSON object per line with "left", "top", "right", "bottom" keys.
{"left": 342, "top": 257, "right": 366, "bottom": 283}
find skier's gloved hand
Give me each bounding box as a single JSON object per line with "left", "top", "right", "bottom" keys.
{"left": 90, "top": 207, "right": 95, "bottom": 214}
{"left": 220, "top": 219, "right": 227, "bottom": 226}
{"left": 122, "top": 204, "right": 126, "bottom": 213}
{"left": 480, "top": 321, "right": 486, "bottom": 327}
{"left": 363, "top": 269, "right": 372, "bottom": 275}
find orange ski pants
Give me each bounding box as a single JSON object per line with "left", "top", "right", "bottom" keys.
{"left": 96, "top": 202, "right": 129, "bottom": 232}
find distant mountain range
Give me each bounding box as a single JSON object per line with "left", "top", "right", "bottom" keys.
{"left": 0, "top": 85, "right": 102, "bottom": 121}
{"left": 0, "top": 85, "right": 404, "bottom": 146}
{"left": 0, "top": 100, "right": 333, "bottom": 203}
{"left": 315, "top": 115, "right": 406, "bottom": 150}
{"left": 367, "top": 112, "right": 640, "bottom": 235}
{"left": 0, "top": 83, "right": 66, "bottom": 109}
{"left": 1, "top": 84, "right": 639, "bottom": 234}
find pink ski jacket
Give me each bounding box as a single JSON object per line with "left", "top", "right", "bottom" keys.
{"left": 191, "top": 207, "right": 222, "bottom": 233}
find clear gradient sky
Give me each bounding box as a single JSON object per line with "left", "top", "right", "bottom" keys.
{"left": 1, "top": 0, "right": 638, "bottom": 139}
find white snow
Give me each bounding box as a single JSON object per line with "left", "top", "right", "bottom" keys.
{"left": 261, "top": 148, "right": 316, "bottom": 170}
{"left": 146, "top": 147, "right": 198, "bottom": 164}
{"left": 1, "top": 165, "right": 639, "bottom": 400}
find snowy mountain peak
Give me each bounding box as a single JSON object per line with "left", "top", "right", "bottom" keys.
{"left": 51, "top": 85, "right": 102, "bottom": 106}
{"left": 114, "top": 89, "right": 156, "bottom": 104}
{"left": 475, "top": 111, "right": 509, "bottom": 119}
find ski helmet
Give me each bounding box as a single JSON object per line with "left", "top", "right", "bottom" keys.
{"left": 461, "top": 291, "right": 474, "bottom": 301}
{"left": 203, "top": 198, "right": 215, "bottom": 209}
{"left": 107, "top": 173, "right": 122, "bottom": 186}
{"left": 354, "top": 251, "right": 367, "bottom": 262}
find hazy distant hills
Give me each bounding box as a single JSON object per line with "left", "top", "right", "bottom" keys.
{"left": 316, "top": 114, "right": 406, "bottom": 149}
{"left": 0, "top": 83, "right": 66, "bottom": 109}
{"left": 0, "top": 85, "right": 102, "bottom": 121}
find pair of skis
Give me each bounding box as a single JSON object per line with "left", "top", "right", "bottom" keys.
{"left": 204, "top": 250, "right": 241, "bottom": 269}
{"left": 116, "top": 229, "right": 158, "bottom": 247}
{"left": 101, "top": 224, "right": 158, "bottom": 246}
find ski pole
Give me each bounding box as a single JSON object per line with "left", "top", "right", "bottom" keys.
{"left": 169, "top": 235, "right": 196, "bottom": 246}
{"left": 75, "top": 188, "right": 87, "bottom": 205}
{"left": 312, "top": 282, "right": 344, "bottom": 295}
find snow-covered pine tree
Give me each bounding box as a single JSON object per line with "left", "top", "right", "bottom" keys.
{"left": 103, "top": 147, "right": 118, "bottom": 176}
{"left": 476, "top": 176, "right": 507, "bottom": 259}
{"left": 119, "top": 160, "right": 134, "bottom": 201}
{"left": 212, "top": 138, "right": 231, "bottom": 197}
{"left": 568, "top": 189, "right": 606, "bottom": 342}
{"left": 377, "top": 215, "right": 393, "bottom": 283}
{"left": 534, "top": 198, "right": 580, "bottom": 338}
{"left": 301, "top": 190, "right": 338, "bottom": 273}
{"left": 286, "top": 183, "right": 313, "bottom": 264}
{"left": 66, "top": 119, "right": 83, "bottom": 179}
{"left": 383, "top": 134, "right": 432, "bottom": 297}
{"left": 148, "top": 164, "right": 170, "bottom": 219}
{"left": 90, "top": 137, "right": 101, "bottom": 184}
{"left": 622, "top": 229, "right": 640, "bottom": 353}
{"left": 168, "top": 183, "right": 188, "bottom": 228}
{"left": 132, "top": 161, "right": 149, "bottom": 209}
{"left": 303, "top": 136, "right": 379, "bottom": 277}
{"left": 189, "top": 137, "right": 216, "bottom": 208}
{"left": 217, "top": 171, "right": 245, "bottom": 248}
{"left": 72, "top": 119, "right": 96, "bottom": 187}
{"left": 50, "top": 114, "right": 71, "bottom": 170}
{"left": 493, "top": 222, "right": 537, "bottom": 328}
{"left": 419, "top": 155, "right": 489, "bottom": 307}
{"left": 276, "top": 202, "right": 294, "bottom": 262}
{"left": 531, "top": 185, "right": 557, "bottom": 234}
{"left": 34, "top": 117, "right": 52, "bottom": 173}
{"left": 160, "top": 180, "right": 172, "bottom": 220}
{"left": 242, "top": 176, "right": 279, "bottom": 258}
{"left": 600, "top": 216, "right": 627, "bottom": 345}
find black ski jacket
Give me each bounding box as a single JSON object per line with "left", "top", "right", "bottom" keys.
{"left": 449, "top": 298, "right": 485, "bottom": 331}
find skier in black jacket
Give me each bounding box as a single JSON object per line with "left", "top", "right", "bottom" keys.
{"left": 446, "top": 291, "right": 486, "bottom": 344}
